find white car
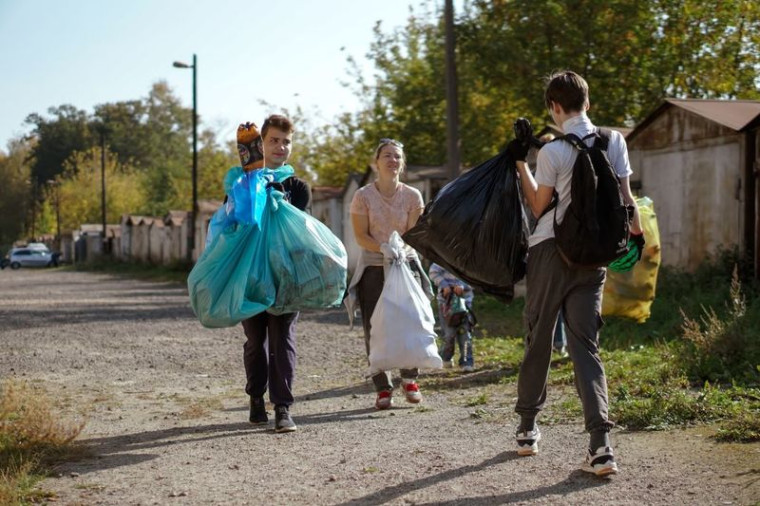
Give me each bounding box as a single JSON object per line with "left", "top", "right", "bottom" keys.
{"left": 8, "top": 247, "right": 55, "bottom": 269}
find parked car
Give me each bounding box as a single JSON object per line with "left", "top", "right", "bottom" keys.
{"left": 8, "top": 247, "right": 56, "bottom": 269}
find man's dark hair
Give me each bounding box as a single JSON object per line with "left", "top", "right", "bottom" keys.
{"left": 261, "top": 114, "right": 294, "bottom": 139}
{"left": 544, "top": 70, "right": 589, "bottom": 113}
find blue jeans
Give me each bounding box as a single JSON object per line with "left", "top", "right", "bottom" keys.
{"left": 438, "top": 304, "right": 473, "bottom": 367}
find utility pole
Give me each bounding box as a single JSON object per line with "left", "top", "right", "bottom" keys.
{"left": 444, "top": 0, "right": 461, "bottom": 181}
{"left": 101, "top": 129, "right": 107, "bottom": 252}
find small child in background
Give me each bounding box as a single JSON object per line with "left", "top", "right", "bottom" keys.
{"left": 429, "top": 263, "right": 476, "bottom": 372}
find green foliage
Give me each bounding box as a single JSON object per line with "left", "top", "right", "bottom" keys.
{"left": 469, "top": 255, "right": 759, "bottom": 441}
{"left": 0, "top": 380, "right": 85, "bottom": 505}
{"left": 0, "top": 139, "right": 32, "bottom": 248}
{"left": 603, "top": 249, "right": 758, "bottom": 350}
{"left": 69, "top": 258, "right": 190, "bottom": 284}
{"left": 56, "top": 148, "right": 147, "bottom": 231}
{"left": 305, "top": 0, "right": 760, "bottom": 182}
{"left": 24, "top": 104, "right": 93, "bottom": 186}
{"left": 465, "top": 393, "right": 489, "bottom": 407}
{"left": 679, "top": 266, "right": 760, "bottom": 385}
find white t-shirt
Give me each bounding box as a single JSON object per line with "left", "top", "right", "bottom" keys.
{"left": 530, "top": 114, "right": 633, "bottom": 248}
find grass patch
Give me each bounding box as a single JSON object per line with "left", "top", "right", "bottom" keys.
{"left": 468, "top": 253, "right": 759, "bottom": 442}
{"left": 66, "top": 258, "right": 190, "bottom": 284}
{"left": 464, "top": 393, "right": 489, "bottom": 407}
{"left": 0, "top": 379, "right": 87, "bottom": 505}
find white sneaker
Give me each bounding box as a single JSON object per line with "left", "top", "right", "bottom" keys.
{"left": 515, "top": 426, "right": 541, "bottom": 456}
{"left": 401, "top": 380, "right": 422, "bottom": 404}
{"left": 582, "top": 446, "right": 619, "bottom": 476}
{"left": 461, "top": 364, "right": 474, "bottom": 373}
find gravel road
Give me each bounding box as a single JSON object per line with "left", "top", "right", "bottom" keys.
{"left": 1, "top": 268, "right": 758, "bottom": 505}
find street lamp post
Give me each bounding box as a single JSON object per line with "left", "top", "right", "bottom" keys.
{"left": 173, "top": 54, "right": 198, "bottom": 264}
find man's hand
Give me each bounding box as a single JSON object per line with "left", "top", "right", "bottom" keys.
{"left": 630, "top": 233, "right": 645, "bottom": 262}
{"left": 507, "top": 117, "right": 538, "bottom": 162}
{"left": 608, "top": 233, "right": 646, "bottom": 272}
{"left": 266, "top": 181, "right": 285, "bottom": 193}
{"left": 506, "top": 139, "right": 530, "bottom": 162}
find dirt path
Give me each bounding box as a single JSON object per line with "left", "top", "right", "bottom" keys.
{"left": 1, "top": 268, "right": 758, "bottom": 506}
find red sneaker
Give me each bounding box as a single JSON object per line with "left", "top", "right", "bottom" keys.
{"left": 402, "top": 381, "right": 422, "bottom": 404}
{"left": 375, "top": 390, "right": 393, "bottom": 410}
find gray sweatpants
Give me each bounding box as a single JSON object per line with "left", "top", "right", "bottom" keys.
{"left": 515, "top": 239, "right": 614, "bottom": 433}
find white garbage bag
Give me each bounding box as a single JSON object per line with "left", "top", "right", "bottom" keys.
{"left": 369, "top": 232, "right": 442, "bottom": 374}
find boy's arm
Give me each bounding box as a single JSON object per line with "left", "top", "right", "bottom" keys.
{"left": 516, "top": 160, "right": 555, "bottom": 219}
{"left": 618, "top": 176, "right": 642, "bottom": 235}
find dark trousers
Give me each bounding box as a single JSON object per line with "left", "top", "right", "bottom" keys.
{"left": 515, "top": 239, "right": 613, "bottom": 433}
{"left": 357, "top": 265, "right": 418, "bottom": 392}
{"left": 242, "top": 311, "right": 299, "bottom": 407}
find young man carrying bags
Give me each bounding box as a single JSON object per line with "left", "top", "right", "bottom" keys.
{"left": 507, "top": 70, "right": 643, "bottom": 476}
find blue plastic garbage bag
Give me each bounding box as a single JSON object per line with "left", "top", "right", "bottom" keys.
{"left": 188, "top": 214, "right": 273, "bottom": 328}
{"left": 265, "top": 190, "right": 348, "bottom": 315}
{"left": 188, "top": 165, "right": 293, "bottom": 328}
{"left": 231, "top": 165, "right": 294, "bottom": 228}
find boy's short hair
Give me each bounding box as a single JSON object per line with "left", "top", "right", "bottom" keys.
{"left": 544, "top": 70, "right": 589, "bottom": 113}
{"left": 261, "top": 114, "right": 294, "bottom": 139}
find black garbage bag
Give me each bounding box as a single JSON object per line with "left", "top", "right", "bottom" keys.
{"left": 402, "top": 149, "right": 529, "bottom": 302}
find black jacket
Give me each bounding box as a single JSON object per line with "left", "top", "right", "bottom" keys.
{"left": 281, "top": 176, "right": 312, "bottom": 213}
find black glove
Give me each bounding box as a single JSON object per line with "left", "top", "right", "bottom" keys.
{"left": 508, "top": 117, "right": 543, "bottom": 162}
{"left": 506, "top": 139, "right": 530, "bottom": 162}
{"left": 266, "top": 181, "right": 285, "bottom": 193}
{"left": 608, "top": 232, "right": 646, "bottom": 272}
{"left": 630, "top": 232, "right": 645, "bottom": 262}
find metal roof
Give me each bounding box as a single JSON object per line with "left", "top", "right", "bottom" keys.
{"left": 626, "top": 98, "right": 760, "bottom": 142}
{"left": 665, "top": 98, "right": 760, "bottom": 131}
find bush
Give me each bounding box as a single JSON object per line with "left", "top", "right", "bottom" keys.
{"left": 679, "top": 266, "right": 760, "bottom": 386}
{"left": 0, "top": 380, "right": 86, "bottom": 505}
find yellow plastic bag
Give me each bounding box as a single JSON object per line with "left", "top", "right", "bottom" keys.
{"left": 602, "top": 197, "right": 661, "bottom": 323}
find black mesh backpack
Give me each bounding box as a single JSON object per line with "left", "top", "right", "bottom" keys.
{"left": 552, "top": 129, "right": 633, "bottom": 268}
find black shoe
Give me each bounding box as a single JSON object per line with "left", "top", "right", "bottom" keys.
{"left": 249, "top": 397, "right": 268, "bottom": 425}
{"left": 274, "top": 405, "right": 297, "bottom": 433}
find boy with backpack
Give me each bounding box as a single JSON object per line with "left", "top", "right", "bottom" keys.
{"left": 429, "top": 263, "right": 476, "bottom": 372}
{"left": 506, "top": 70, "right": 644, "bottom": 476}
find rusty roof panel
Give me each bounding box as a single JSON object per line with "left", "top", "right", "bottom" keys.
{"left": 666, "top": 98, "right": 760, "bottom": 131}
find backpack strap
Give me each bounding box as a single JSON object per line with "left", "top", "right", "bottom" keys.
{"left": 594, "top": 128, "right": 612, "bottom": 150}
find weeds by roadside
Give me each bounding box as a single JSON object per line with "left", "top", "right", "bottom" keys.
{"left": 0, "top": 379, "right": 86, "bottom": 505}
{"left": 466, "top": 252, "right": 760, "bottom": 442}
{"left": 67, "top": 258, "right": 191, "bottom": 284}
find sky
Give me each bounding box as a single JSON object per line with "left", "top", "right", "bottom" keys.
{"left": 0, "top": 0, "right": 456, "bottom": 151}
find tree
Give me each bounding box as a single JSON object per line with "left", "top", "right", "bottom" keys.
{"left": 24, "top": 104, "right": 93, "bottom": 186}
{"left": 0, "top": 138, "right": 33, "bottom": 249}
{"left": 56, "top": 148, "right": 147, "bottom": 231}
{"left": 303, "top": 0, "right": 760, "bottom": 185}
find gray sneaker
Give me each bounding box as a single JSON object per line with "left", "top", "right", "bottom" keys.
{"left": 274, "top": 405, "right": 297, "bottom": 433}
{"left": 515, "top": 426, "right": 541, "bottom": 456}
